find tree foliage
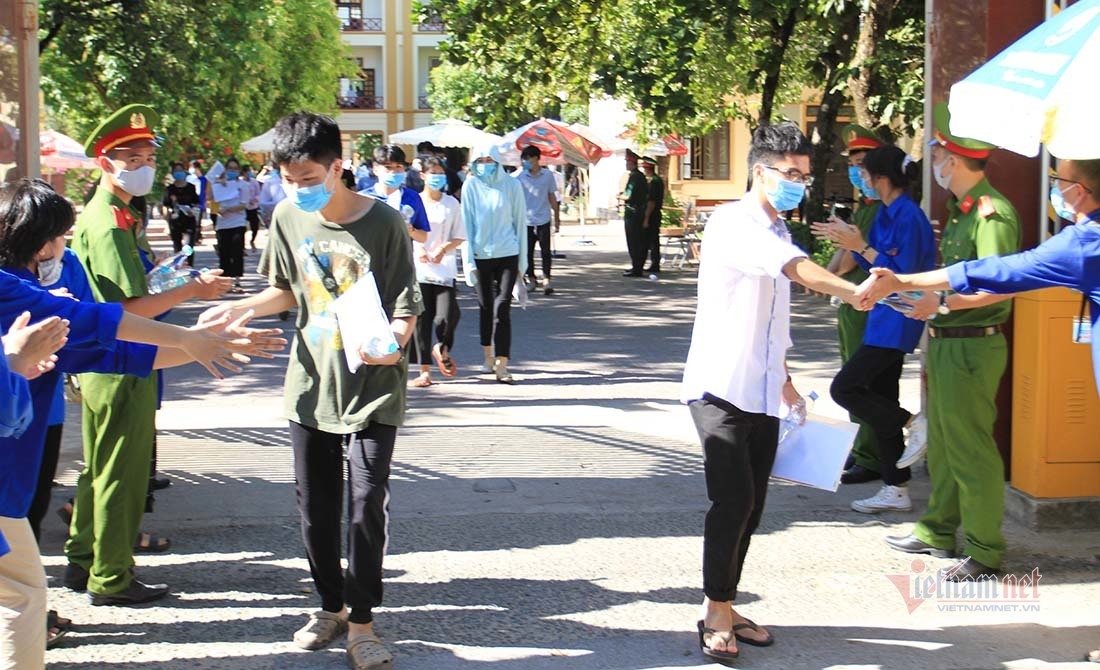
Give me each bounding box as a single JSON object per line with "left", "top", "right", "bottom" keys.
{"left": 38, "top": 0, "right": 356, "bottom": 166}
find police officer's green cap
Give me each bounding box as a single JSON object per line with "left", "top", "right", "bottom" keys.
{"left": 929, "top": 102, "right": 995, "bottom": 160}
{"left": 640, "top": 156, "right": 657, "bottom": 166}
{"left": 842, "top": 124, "right": 884, "bottom": 154}
{"left": 84, "top": 104, "right": 161, "bottom": 158}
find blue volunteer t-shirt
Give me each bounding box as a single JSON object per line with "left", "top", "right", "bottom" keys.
{"left": 854, "top": 193, "right": 937, "bottom": 353}
{"left": 361, "top": 184, "right": 431, "bottom": 232}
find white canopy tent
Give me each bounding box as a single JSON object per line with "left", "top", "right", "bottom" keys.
{"left": 240, "top": 128, "right": 276, "bottom": 153}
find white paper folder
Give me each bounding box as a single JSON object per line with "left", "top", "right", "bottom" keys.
{"left": 330, "top": 271, "right": 398, "bottom": 374}
{"left": 771, "top": 415, "right": 859, "bottom": 492}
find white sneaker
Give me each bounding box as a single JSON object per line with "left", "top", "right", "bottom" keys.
{"left": 851, "top": 485, "right": 912, "bottom": 514}
{"left": 897, "top": 413, "right": 928, "bottom": 469}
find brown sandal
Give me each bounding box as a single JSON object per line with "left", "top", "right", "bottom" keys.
{"left": 346, "top": 632, "right": 393, "bottom": 669}
{"left": 133, "top": 532, "right": 172, "bottom": 553}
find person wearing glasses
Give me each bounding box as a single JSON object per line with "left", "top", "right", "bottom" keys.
{"left": 818, "top": 144, "right": 936, "bottom": 516}
{"left": 682, "top": 123, "right": 867, "bottom": 664}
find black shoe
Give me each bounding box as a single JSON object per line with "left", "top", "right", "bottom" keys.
{"left": 840, "top": 464, "right": 881, "bottom": 484}
{"left": 89, "top": 579, "right": 169, "bottom": 606}
{"left": 149, "top": 476, "right": 172, "bottom": 491}
{"left": 885, "top": 534, "right": 955, "bottom": 558}
{"left": 622, "top": 270, "right": 643, "bottom": 277}
{"left": 63, "top": 563, "right": 89, "bottom": 592}
{"left": 945, "top": 557, "right": 998, "bottom": 582}
{"left": 645, "top": 267, "right": 660, "bottom": 275}
{"left": 844, "top": 454, "right": 856, "bottom": 471}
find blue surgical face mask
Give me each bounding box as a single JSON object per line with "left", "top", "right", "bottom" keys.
{"left": 847, "top": 166, "right": 863, "bottom": 190}
{"left": 1050, "top": 182, "right": 1079, "bottom": 221}
{"left": 226, "top": 170, "right": 239, "bottom": 180}
{"left": 763, "top": 170, "right": 806, "bottom": 212}
{"left": 860, "top": 175, "right": 880, "bottom": 201}
{"left": 522, "top": 159, "right": 534, "bottom": 171}
{"left": 474, "top": 162, "right": 497, "bottom": 178}
{"left": 285, "top": 171, "right": 335, "bottom": 213}
{"left": 426, "top": 174, "right": 448, "bottom": 192}
{"left": 172, "top": 170, "right": 187, "bottom": 181}
{"left": 382, "top": 171, "right": 406, "bottom": 189}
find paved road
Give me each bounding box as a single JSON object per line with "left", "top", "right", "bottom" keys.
{"left": 40, "top": 220, "right": 1100, "bottom": 669}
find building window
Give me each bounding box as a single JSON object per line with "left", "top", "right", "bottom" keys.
{"left": 683, "top": 123, "right": 730, "bottom": 181}
{"left": 336, "top": 1, "right": 363, "bottom": 30}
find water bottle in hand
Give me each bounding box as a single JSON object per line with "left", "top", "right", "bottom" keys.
{"left": 879, "top": 290, "right": 924, "bottom": 314}
{"left": 147, "top": 245, "right": 195, "bottom": 294}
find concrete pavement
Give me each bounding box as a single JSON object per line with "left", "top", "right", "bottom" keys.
{"left": 39, "top": 219, "right": 1100, "bottom": 669}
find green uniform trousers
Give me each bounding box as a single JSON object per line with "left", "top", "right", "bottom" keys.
{"left": 65, "top": 372, "right": 157, "bottom": 595}
{"left": 837, "top": 303, "right": 879, "bottom": 471}
{"left": 913, "top": 334, "right": 1007, "bottom": 568}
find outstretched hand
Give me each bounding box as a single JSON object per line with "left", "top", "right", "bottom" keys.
{"left": 2, "top": 311, "right": 69, "bottom": 380}
{"left": 221, "top": 310, "right": 287, "bottom": 358}
{"left": 854, "top": 268, "right": 901, "bottom": 310}
{"left": 193, "top": 270, "right": 232, "bottom": 300}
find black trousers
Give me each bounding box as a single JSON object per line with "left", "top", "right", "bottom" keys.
{"left": 412, "top": 282, "right": 461, "bottom": 365}
{"left": 289, "top": 420, "right": 396, "bottom": 625}
{"left": 168, "top": 216, "right": 198, "bottom": 267}
{"left": 646, "top": 216, "right": 661, "bottom": 270}
{"left": 28, "top": 424, "right": 64, "bottom": 541}
{"left": 830, "top": 344, "right": 911, "bottom": 486}
{"left": 624, "top": 214, "right": 647, "bottom": 272}
{"left": 246, "top": 209, "right": 261, "bottom": 242}
{"left": 526, "top": 223, "right": 552, "bottom": 279}
{"left": 216, "top": 227, "right": 246, "bottom": 278}
{"left": 689, "top": 393, "right": 779, "bottom": 602}
{"left": 474, "top": 255, "right": 518, "bottom": 358}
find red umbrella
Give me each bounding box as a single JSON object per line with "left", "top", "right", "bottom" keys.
{"left": 499, "top": 118, "right": 612, "bottom": 166}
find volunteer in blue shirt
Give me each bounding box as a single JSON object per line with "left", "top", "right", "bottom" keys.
{"left": 827, "top": 145, "right": 936, "bottom": 515}
{"left": 462, "top": 140, "right": 527, "bottom": 384}
{"left": 360, "top": 144, "right": 430, "bottom": 244}
{"left": 858, "top": 156, "right": 1100, "bottom": 396}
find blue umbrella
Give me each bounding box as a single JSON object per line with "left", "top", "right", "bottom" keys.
{"left": 948, "top": 0, "right": 1100, "bottom": 158}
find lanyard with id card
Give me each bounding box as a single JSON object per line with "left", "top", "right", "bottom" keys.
{"left": 1073, "top": 293, "right": 1093, "bottom": 345}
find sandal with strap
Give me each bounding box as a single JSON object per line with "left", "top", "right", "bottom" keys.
{"left": 432, "top": 344, "right": 457, "bottom": 378}
{"left": 494, "top": 361, "right": 514, "bottom": 385}
{"left": 346, "top": 632, "right": 394, "bottom": 670}
{"left": 697, "top": 620, "right": 739, "bottom": 664}
{"left": 133, "top": 532, "right": 172, "bottom": 554}
{"left": 733, "top": 617, "right": 775, "bottom": 647}
{"left": 294, "top": 611, "right": 348, "bottom": 651}
{"left": 410, "top": 373, "right": 433, "bottom": 388}
{"left": 47, "top": 610, "right": 72, "bottom": 649}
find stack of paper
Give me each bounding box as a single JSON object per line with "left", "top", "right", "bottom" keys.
{"left": 771, "top": 415, "right": 858, "bottom": 492}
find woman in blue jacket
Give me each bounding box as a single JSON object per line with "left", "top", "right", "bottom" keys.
{"left": 461, "top": 142, "right": 528, "bottom": 383}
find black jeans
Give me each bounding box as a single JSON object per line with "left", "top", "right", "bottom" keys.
{"left": 474, "top": 255, "right": 518, "bottom": 358}
{"left": 289, "top": 420, "right": 396, "bottom": 625}
{"left": 28, "top": 423, "right": 64, "bottom": 541}
{"left": 168, "top": 216, "right": 198, "bottom": 266}
{"left": 526, "top": 223, "right": 552, "bottom": 280}
{"left": 216, "top": 227, "right": 246, "bottom": 278}
{"left": 689, "top": 393, "right": 779, "bottom": 602}
{"left": 624, "top": 213, "right": 647, "bottom": 272}
{"left": 412, "top": 282, "right": 460, "bottom": 365}
{"left": 246, "top": 208, "right": 261, "bottom": 242}
{"left": 830, "top": 344, "right": 912, "bottom": 485}
{"left": 646, "top": 216, "right": 661, "bottom": 270}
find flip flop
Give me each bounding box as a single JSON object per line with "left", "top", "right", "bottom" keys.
{"left": 697, "top": 620, "right": 739, "bottom": 664}
{"left": 432, "top": 344, "right": 457, "bottom": 378}
{"left": 55, "top": 499, "right": 74, "bottom": 526}
{"left": 133, "top": 532, "right": 172, "bottom": 553}
{"left": 47, "top": 610, "right": 72, "bottom": 648}
{"left": 733, "top": 618, "right": 775, "bottom": 647}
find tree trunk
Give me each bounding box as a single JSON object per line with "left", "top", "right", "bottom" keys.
{"left": 849, "top": 0, "right": 898, "bottom": 128}
{"left": 757, "top": 5, "right": 801, "bottom": 127}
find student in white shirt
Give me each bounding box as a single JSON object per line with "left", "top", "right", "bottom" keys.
{"left": 681, "top": 123, "right": 863, "bottom": 664}
{"left": 239, "top": 164, "right": 263, "bottom": 251}
{"left": 410, "top": 156, "right": 466, "bottom": 387}
{"left": 212, "top": 157, "right": 249, "bottom": 293}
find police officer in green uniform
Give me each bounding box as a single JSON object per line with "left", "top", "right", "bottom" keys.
{"left": 828, "top": 125, "right": 885, "bottom": 484}
{"left": 640, "top": 156, "right": 665, "bottom": 274}
{"left": 64, "top": 105, "right": 231, "bottom": 605}
{"left": 620, "top": 151, "right": 649, "bottom": 277}
{"left": 885, "top": 102, "right": 1021, "bottom": 581}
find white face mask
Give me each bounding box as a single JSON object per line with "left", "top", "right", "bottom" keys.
{"left": 113, "top": 165, "right": 157, "bottom": 197}
{"left": 37, "top": 256, "right": 62, "bottom": 287}
{"left": 932, "top": 158, "right": 952, "bottom": 190}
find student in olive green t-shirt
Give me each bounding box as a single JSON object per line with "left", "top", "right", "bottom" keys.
{"left": 200, "top": 113, "right": 421, "bottom": 669}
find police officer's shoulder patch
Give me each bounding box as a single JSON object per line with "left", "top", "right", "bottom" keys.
{"left": 978, "top": 195, "right": 996, "bottom": 218}
{"left": 111, "top": 205, "right": 136, "bottom": 232}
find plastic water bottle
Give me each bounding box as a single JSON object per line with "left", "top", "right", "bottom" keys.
{"left": 400, "top": 204, "right": 415, "bottom": 225}
{"left": 779, "top": 391, "right": 817, "bottom": 443}
{"left": 147, "top": 245, "right": 195, "bottom": 294}
{"left": 879, "top": 290, "right": 924, "bottom": 314}
{"left": 362, "top": 336, "right": 399, "bottom": 359}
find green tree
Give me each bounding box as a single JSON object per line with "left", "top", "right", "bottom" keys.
{"left": 39, "top": 0, "right": 356, "bottom": 171}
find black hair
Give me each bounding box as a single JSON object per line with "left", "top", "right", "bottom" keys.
{"left": 0, "top": 178, "right": 76, "bottom": 268}
{"left": 225, "top": 156, "right": 240, "bottom": 169}
{"left": 521, "top": 145, "right": 541, "bottom": 160}
{"left": 170, "top": 161, "right": 186, "bottom": 171}
{"left": 272, "top": 112, "right": 342, "bottom": 167}
{"left": 955, "top": 154, "right": 989, "bottom": 171}
{"left": 423, "top": 156, "right": 445, "bottom": 171}
{"left": 1069, "top": 158, "right": 1100, "bottom": 195}
{"left": 864, "top": 145, "right": 919, "bottom": 190}
{"left": 373, "top": 144, "right": 407, "bottom": 164}
{"left": 190, "top": 160, "right": 202, "bottom": 170}
{"left": 747, "top": 122, "right": 813, "bottom": 170}
{"left": 416, "top": 141, "right": 436, "bottom": 154}
{"left": 241, "top": 163, "right": 252, "bottom": 172}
